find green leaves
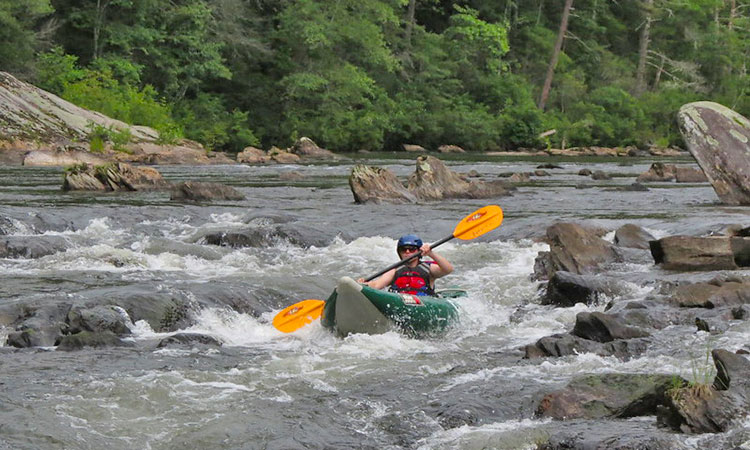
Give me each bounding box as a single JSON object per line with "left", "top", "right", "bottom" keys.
{"left": 0, "top": 0, "right": 53, "bottom": 71}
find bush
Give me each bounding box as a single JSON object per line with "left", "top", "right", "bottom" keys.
{"left": 36, "top": 49, "right": 181, "bottom": 140}
{"left": 86, "top": 123, "right": 132, "bottom": 153}
{"left": 174, "top": 93, "right": 259, "bottom": 152}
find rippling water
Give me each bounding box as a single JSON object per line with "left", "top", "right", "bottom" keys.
{"left": 0, "top": 154, "right": 748, "bottom": 449}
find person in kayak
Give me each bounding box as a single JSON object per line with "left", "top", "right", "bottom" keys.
{"left": 357, "top": 234, "right": 453, "bottom": 296}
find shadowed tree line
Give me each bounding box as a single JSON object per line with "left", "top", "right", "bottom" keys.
{"left": 3, "top": 0, "right": 749, "bottom": 153}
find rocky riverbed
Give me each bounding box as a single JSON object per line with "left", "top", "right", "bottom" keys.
{"left": 0, "top": 153, "right": 748, "bottom": 449}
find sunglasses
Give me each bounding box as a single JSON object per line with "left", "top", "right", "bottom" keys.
{"left": 399, "top": 245, "right": 420, "bottom": 252}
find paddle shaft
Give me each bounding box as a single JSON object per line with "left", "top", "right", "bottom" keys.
{"left": 364, "top": 234, "right": 454, "bottom": 282}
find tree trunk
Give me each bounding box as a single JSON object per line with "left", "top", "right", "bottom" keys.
{"left": 538, "top": 0, "right": 574, "bottom": 110}
{"left": 635, "top": 0, "right": 653, "bottom": 96}
{"left": 93, "top": 0, "right": 111, "bottom": 60}
{"left": 653, "top": 53, "right": 665, "bottom": 88}
{"left": 729, "top": 0, "right": 736, "bottom": 30}
{"left": 404, "top": 0, "right": 417, "bottom": 49}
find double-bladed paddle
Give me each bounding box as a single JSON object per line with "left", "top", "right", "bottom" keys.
{"left": 272, "top": 205, "right": 504, "bottom": 333}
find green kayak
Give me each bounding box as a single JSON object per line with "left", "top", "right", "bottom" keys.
{"left": 320, "top": 276, "right": 464, "bottom": 337}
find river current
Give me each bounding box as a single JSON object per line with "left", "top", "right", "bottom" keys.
{"left": 0, "top": 154, "right": 748, "bottom": 449}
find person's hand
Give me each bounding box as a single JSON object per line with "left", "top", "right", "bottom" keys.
{"left": 420, "top": 243, "right": 432, "bottom": 257}
{"left": 357, "top": 277, "right": 365, "bottom": 283}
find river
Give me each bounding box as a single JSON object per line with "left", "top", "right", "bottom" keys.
{"left": 0, "top": 153, "right": 748, "bottom": 449}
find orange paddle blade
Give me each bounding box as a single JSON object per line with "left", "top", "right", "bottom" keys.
{"left": 272, "top": 299, "right": 325, "bottom": 333}
{"left": 452, "top": 205, "right": 503, "bottom": 240}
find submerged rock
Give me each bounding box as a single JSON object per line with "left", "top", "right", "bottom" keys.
{"left": 678, "top": 101, "right": 750, "bottom": 205}
{"left": 536, "top": 373, "right": 680, "bottom": 420}
{"left": 57, "top": 331, "right": 133, "bottom": 351}
{"left": 0, "top": 235, "right": 70, "bottom": 258}
{"left": 157, "top": 332, "right": 222, "bottom": 348}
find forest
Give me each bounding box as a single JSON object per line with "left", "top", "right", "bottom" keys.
{"left": 3, "top": 0, "right": 749, "bottom": 153}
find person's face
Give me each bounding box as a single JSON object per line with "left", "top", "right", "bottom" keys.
{"left": 398, "top": 245, "right": 420, "bottom": 260}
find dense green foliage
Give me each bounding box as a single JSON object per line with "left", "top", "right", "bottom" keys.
{"left": 6, "top": 0, "right": 750, "bottom": 152}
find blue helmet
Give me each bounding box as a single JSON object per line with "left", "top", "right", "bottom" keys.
{"left": 397, "top": 234, "right": 423, "bottom": 254}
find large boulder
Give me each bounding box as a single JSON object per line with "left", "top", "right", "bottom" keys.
{"left": 667, "top": 280, "right": 750, "bottom": 309}
{"left": 289, "top": 137, "right": 335, "bottom": 159}
{"left": 657, "top": 349, "right": 750, "bottom": 433}
{"left": 237, "top": 146, "right": 270, "bottom": 164}
{"left": 0, "top": 71, "right": 157, "bottom": 147}
{"left": 407, "top": 155, "right": 510, "bottom": 201}
{"left": 571, "top": 311, "right": 650, "bottom": 343}
{"left": 349, "top": 165, "right": 416, "bottom": 204}
{"left": 677, "top": 101, "right": 750, "bottom": 205}
{"left": 533, "top": 223, "right": 620, "bottom": 280}
{"left": 649, "top": 236, "right": 743, "bottom": 271}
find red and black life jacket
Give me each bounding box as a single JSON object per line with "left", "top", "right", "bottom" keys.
{"left": 390, "top": 261, "right": 435, "bottom": 296}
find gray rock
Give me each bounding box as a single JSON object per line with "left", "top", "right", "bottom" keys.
{"left": 289, "top": 137, "right": 336, "bottom": 159}
{"left": 67, "top": 305, "right": 132, "bottom": 336}
{"left": 5, "top": 303, "right": 71, "bottom": 348}
{"left": 63, "top": 162, "right": 169, "bottom": 191}
{"left": 614, "top": 224, "right": 655, "bottom": 250}
{"left": 170, "top": 181, "right": 245, "bottom": 202}
{"left": 572, "top": 311, "right": 650, "bottom": 343}
{"left": 406, "top": 155, "right": 510, "bottom": 201}
{"left": 536, "top": 373, "right": 680, "bottom": 419}
{"left": 0, "top": 235, "right": 70, "bottom": 258}
{"left": 57, "top": 331, "right": 133, "bottom": 351}
{"left": 636, "top": 162, "right": 676, "bottom": 182}
{"left": 157, "top": 332, "right": 222, "bottom": 348}
{"left": 543, "top": 271, "right": 629, "bottom": 307}
{"left": 349, "top": 165, "right": 416, "bottom": 204}
{"left": 533, "top": 223, "right": 621, "bottom": 280}
{"left": 650, "top": 236, "right": 739, "bottom": 271}
{"left": 678, "top": 101, "right": 750, "bottom": 205}
{"left": 657, "top": 348, "right": 750, "bottom": 433}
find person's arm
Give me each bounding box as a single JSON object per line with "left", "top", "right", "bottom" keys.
{"left": 422, "top": 243, "right": 453, "bottom": 279}
{"left": 357, "top": 268, "right": 396, "bottom": 290}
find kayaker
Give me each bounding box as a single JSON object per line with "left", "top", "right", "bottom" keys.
{"left": 358, "top": 234, "right": 453, "bottom": 296}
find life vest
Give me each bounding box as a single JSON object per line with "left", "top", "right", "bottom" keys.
{"left": 390, "top": 261, "right": 435, "bottom": 296}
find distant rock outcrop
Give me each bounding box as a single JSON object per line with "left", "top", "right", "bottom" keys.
{"left": 678, "top": 102, "right": 750, "bottom": 204}
{"left": 348, "top": 155, "right": 510, "bottom": 204}
{"left": 62, "top": 162, "right": 168, "bottom": 191}
{"left": 0, "top": 71, "right": 157, "bottom": 146}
